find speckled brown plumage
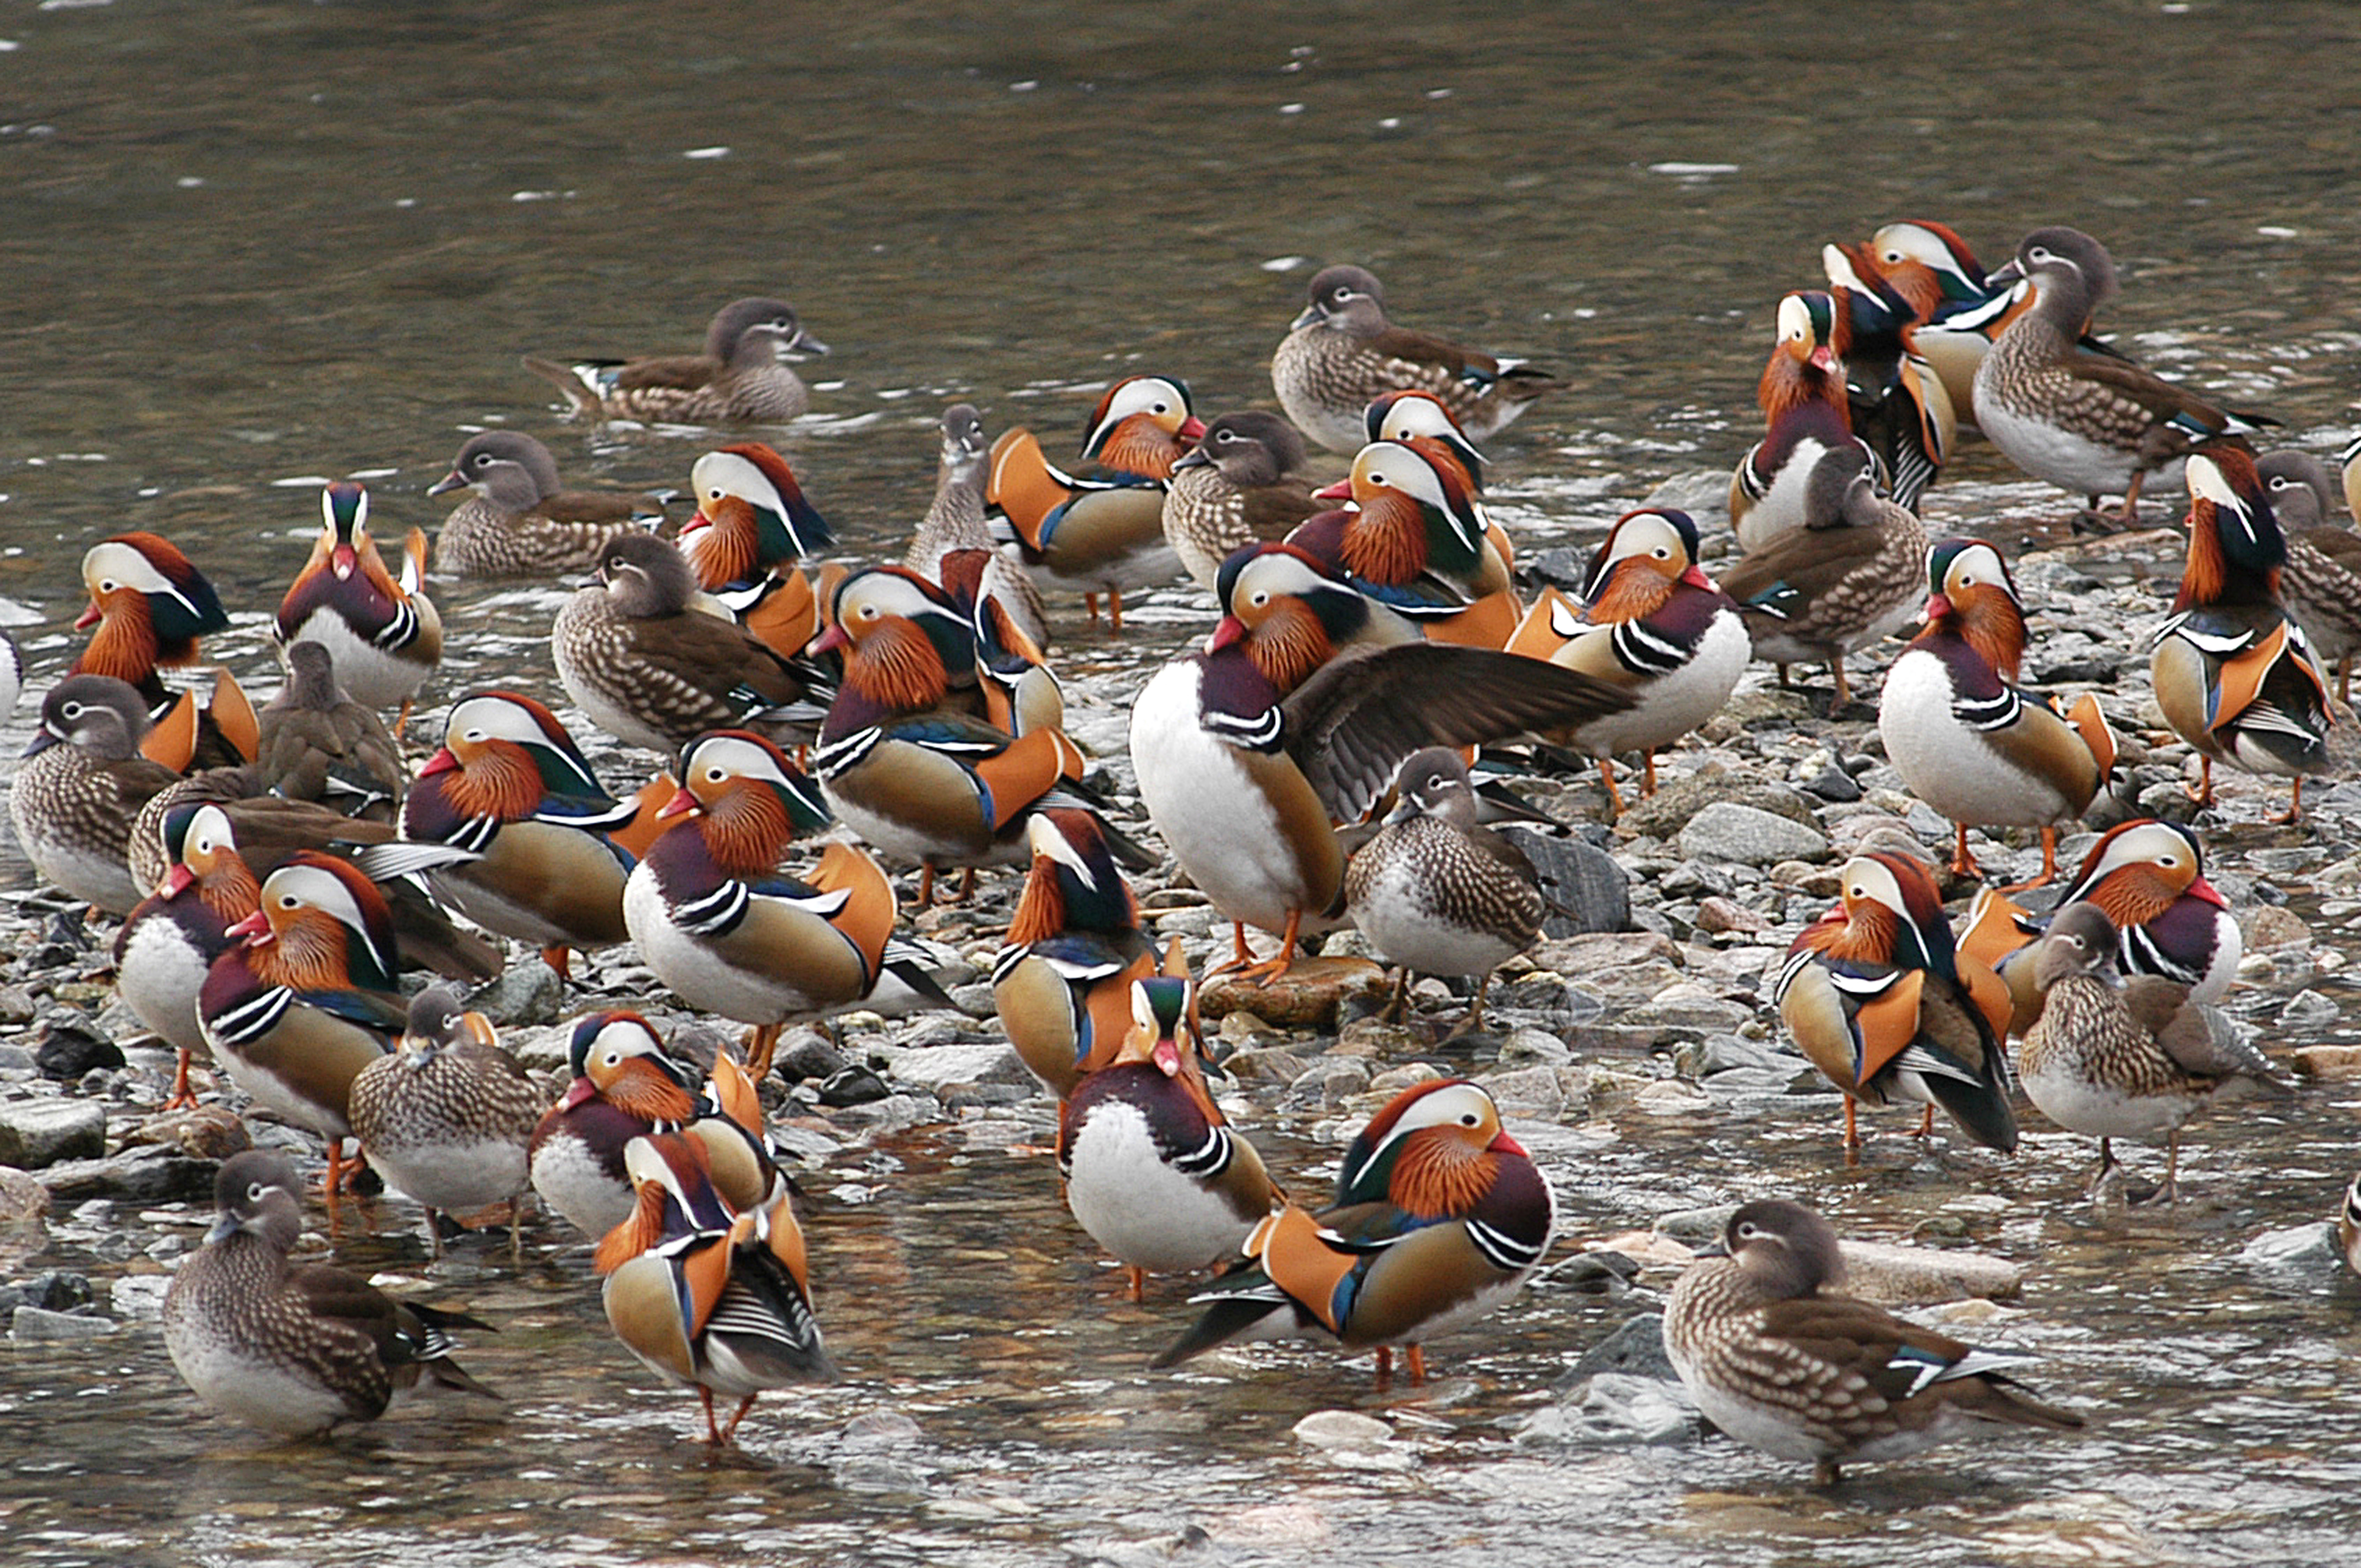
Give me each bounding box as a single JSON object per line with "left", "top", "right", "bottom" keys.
{"left": 522, "top": 297, "right": 824, "bottom": 427}
{"left": 1161, "top": 412, "right": 1324, "bottom": 591}
{"left": 431, "top": 431, "right": 651, "bottom": 578}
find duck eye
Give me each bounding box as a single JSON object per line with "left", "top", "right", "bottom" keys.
{"left": 704, "top": 767, "right": 724, "bottom": 783}
{"left": 1653, "top": 547, "right": 1670, "bottom": 559}
{"left": 99, "top": 579, "right": 119, "bottom": 594}
{"left": 1151, "top": 402, "right": 1168, "bottom": 415}
{"left": 1368, "top": 471, "right": 1387, "bottom": 487}
{"left": 279, "top": 894, "right": 298, "bottom": 909}
{"left": 1460, "top": 1113, "right": 1479, "bottom": 1126}
{"left": 247, "top": 1182, "right": 267, "bottom": 1202}
{"left": 1736, "top": 1222, "right": 1757, "bottom": 1239}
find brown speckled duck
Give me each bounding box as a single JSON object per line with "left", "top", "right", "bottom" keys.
{"left": 429, "top": 430, "right": 656, "bottom": 577}
{"left": 2261, "top": 446, "right": 2361, "bottom": 703}
{"left": 1161, "top": 411, "right": 1327, "bottom": 593}
{"left": 523, "top": 296, "right": 827, "bottom": 427}
{"left": 10, "top": 675, "right": 181, "bottom": 914}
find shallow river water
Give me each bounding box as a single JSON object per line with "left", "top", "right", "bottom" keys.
{"left": 3, "top": 3, "right": 2361, "bottom": 1566}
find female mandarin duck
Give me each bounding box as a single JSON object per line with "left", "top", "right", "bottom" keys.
{"left": 1295, "top": 437, "right": 1521, "bottom": 648}
{"left": 428, "top": 430, "right": 656, "bottom": 577}
{"left": 1974, "top": 227, "right": 2268, "bottom": 528}
{"left": 625, "top": 730, "right": 944, "bottom": 1076}
{"left": 1060, "top": 975, "right": 1282, "bottom": 1301}
{"left": 2021, "top": 903, "right": 2291, "bottom": 1203}
{"left": 1344, "top": 748, "right": 1548, "bottom": 1033}
{"left": 1272, "top": 264, "right": 1559, "bottom": 455}
{"left": 273, "top": 482, "right": 442, "bottom": 725}
{"left": 1819, "top": 242, "right": 1956, "bottom": 514}
{"left": 1130, "top": 542, "right": 1625, "bottom": 979}
{"left": 987, "top": 374, "right": 1200, "bottom": 629}
{"left": 1878, "top": 538, "right": 2116, "bottom": 886}
{"left": 1162, "top": 411, "right": 1328, "bottom": 593}
{"left": 993, "top": 809, "right": 1161, "bottom": 1102}
{"left": 199, "top": 852, "right": 410, "bottom": 1197}
{"left": 530, "top": 1010, "right": 777, "bottom": 1238}
{"left": 810, "top": 566, "right": 1109, "bottom": 904}
{"left": 1775, "top": 852, "right": 2016, "bottom": 1158}
{"left": 1731, "top": 292, "right": 1864, "bottom": 553}
{"left": 1960, "top": 818, "right": 2240, "bottom": 1039}
{"left": 555, "top": 532, "right": 827, "bottom": 758}
{"left": 1504, "top": 507, "right": 1748, "bottom": 814}
{"left": 523, "top": 295, "right": 828, "bottom": 427}
{"left": 2260, "top": 447, "right": 2361, "bottom": 703}
{"left": 907, "top": 405, "right": 1053, "bottom": 660}
{"left": 1154, "top": 1079, "right": 1553, "bottom": 1382}
{"left": 254, "top": 641, "right": 405, "bottom": 819}
{"left": 399, "top": 690, "right": 644, "bottom": 979}
{"left": 2150, "top": 441, "right": 2335, "bottom": 820}
{"left": 1665, "top": 1199, "right": 2081, "bottom": 1488}
{"left": 164, "top": 1151, "right": 500, "bottom": 1438}
{"left": 1722, "top": 445, "right": 1927, "bottom": 708}
{"left": 596, "top": 1129, "right": 834, "bottom": 1446}
{"left": 117, "top": 803, "right": 258, "bottom": 1110}
{"left": 69, "top": 531, "right": 255, "bottom": 768}
{"left": 10, "top": 675, "right": 181, "bottom": 915}
{"left": 350, "top": 987, "right": 544, "bottom": 1259}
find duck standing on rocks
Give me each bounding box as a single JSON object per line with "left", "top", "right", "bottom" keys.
{"left": 1294, "top": 437, "right": 1520, "bottom": 647}
{"left": 993, "top": 809, "right": 1162, "bottom": 1102}
{"left": 1272, "top": 264, "right": 1558, "bottom": 455}
{"left": 10, "top": 675, "right": 181, "bottom": 915}
{"left": 906, "top": 405, "right": 1051, "bottom": 648}
{"left": 117, "top": 803, "right": 260, "bottom": 1110}
{"left": 1664, "top": 1198, "right": 2082, "bottom": 1488}
{"left": 1504, "top": 507, "right": 1748, "bottom": 814}
{"left": 273, "top": 483, "right": 442, "bottom": 727}
{"left": 554, "top": 532, "right": 827, "bottom": 758}
{"left": 1154, "top": 1079, "right": 1553, "bottom": 1382}
{"left": 1879, "top": 538, "right": 2116, "bottom": 885}
{"left": 428, "top": 430, "right": 656, "bottom": 577}
{"left": 349, "top": 987, "right": 545, "bottom": 1259}
{"left": 69, "top": 531, "right": 254, "bottom": 767}
{"left": 199, "top": 853, "right": 410, "bottom": 1197}
{"left": 988, "top": 375, "right": 1199, "bottom": 629}
{"left": 1730, "top": 292, "right": 1862, "bottom": 553}
{"left": 1060, "top": 975, "right": 1282, "bottom": 1301}
{"left": 595, "top": 1129, "right": 834, "bottom": 1446}
{"left": 2020, "top": 903, "right": 2292, "bottom": 1203}
{"left": 1776, "top": 852, "right": 2017, "bottom": 1158}
{"left": 1161, "top": 411, "right": 1328, "bottom": 593}
{"left": 254, "top": 641, "right": 406, "bottom": 819}
{"left": 523, "top": 296, "right": 828, "bottom": 427}
{"left": 163, "top": 1151, "right": 501, "bottom": 1438}
{"left": 1130, "top": 542, "right": 1628, "bottom": 981}
{"left": 1721, "top": 445, "right": 1927, "bottom": 708}
{"left": 1344, "top": 748, "right": 1546, "bottom": 1033}
{"left": 399, "top": 691, "right": 643, "bottom": 980}
{"left": 1973, "top": 227, "right": 2268, "bottom": 528}
{"left": 2260, "top": 447, "right": 2361, "bottom": 703}
{"left": 2150, "top": 441, "right": 2334, "bottom": 820}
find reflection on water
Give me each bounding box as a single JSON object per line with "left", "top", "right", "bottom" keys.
{"left": 4, "top": 1, "right": 2361, "bottom": 1564}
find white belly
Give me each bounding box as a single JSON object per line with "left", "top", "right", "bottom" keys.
{"left": 1972, "top": 369, "right": 2159, "bottom": 499}
{"left": 116, "top": 917, "right": 213, "bottom": 1053}
{"left": 1735, "top": 437, "right": 1838, "bottom": 553}
{"left": 623, "top": 866, "right": 815, "bottom": 1025}
{"left": 365, "top": 1138, "right": 529, "bottom": 1213}
{"left": 163, "top": 1315, "right": 357, "bottom": 1437}
{"left": 1349, "top": 855, "right": 1521, "bottom": 979}
{"left": 1578, "top": 613, "right": 1751, "bottom": 758}
{"left": 280, "top": 613, "right": 423, "bottom": 712}
{"left": 2019, "top": 1052, "right": 2197, "bottom": 1140}
{"left": 530, "top": 1131, "right": 633, "bottom": 1238}
{"left": 1063, "top": 1100, "right": 1254, "bottom": 1273}
{"left": 1878, "top": 651, "right": 2077, "bottom": 826}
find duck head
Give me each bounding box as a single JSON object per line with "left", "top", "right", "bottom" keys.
{"left": 1081, "top": 375, "right": 1203, "bottom": 479}
{"left": 661, "top": 730, "right": 831, "bottom": 878}
{"left": 1293, "top": 263, "right": 1387, "bottom": 334}
{"left": 1210, "top": 543, "right": 1385, "bottom": 692}
{"left": 1870, "top": 220, "right": 1991, "bottom": 311}
{"left": 1582, "top": 508, "right": 1714, "bottom": 621}
{"left": 2030, "top": 901, "right": 2121, "bottom": 992}
{"left": 1008, "top": 807, "right": 1138, "bottom": 944}
{"left": 709, "top": 296, "right": 827, "bottom": 362}
{"left": 206, "top": 1150, "right": 306, "bottom": 1249}
{"left": 2178, "top": 440, "right": 2284, "bottom": 607}
{"left": 682, "top": 443, "right": 833, "bottom": 590}
{"left": 1339, "top": 1079, "right": 1524, "bottom": 1217}
{"left": 422, "top": 690, "right": 608, "bottom": 817}
{"left": 229, "top": 852, "right": 400, "bottom": 993}
{"left": 562, "top": 1010, "right": 699, "bottom": 1122}
{"left": 1363, "top": 389, "right": 1486, "bottom": 489}
{"left": 1313, "top": 439, "right": 1487, "bottom": 582}
{"left": 73, "top": 532, "right": 227, "bottom": 676}
{"left": 1706, "top": 1198, "right": 1846, "bottom": 1299}
{"left": 28, "top": 674, "right": 151, "bottom": 761}
{"left": 1920, "top": 538, "right": 2027, "bottom": 681}
{"left": 430, "top": 431, "right": 563, "bottom": 508}
{"left": 1800, "top": 852, "right": 1956, "bottom": 979}
{"left": 2059, "top": 819, "right": 2224, "bottom": 926}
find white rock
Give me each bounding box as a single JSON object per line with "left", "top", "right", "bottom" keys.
{"left": 1291, "top": 1409, "right": 1394, "bottom": 1451}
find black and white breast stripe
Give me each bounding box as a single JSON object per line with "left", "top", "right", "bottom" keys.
{"left": 675, "top": 880, "right": 751, "bottom": 937}
{"left": 1202, "top": 703, "right": 1285, "bottom": 753}
{"left": 1168, "top": 1123, "right": 1235, "bottom": 1180}
{"left": 1610, "top": 619, "right": 1691, "bottom": 677}
{"left": 2122, "top": 925, "right": 2200, "bottom": 985}
{"left": 1951, "top": 684, "right": 2022, "bottom": 732}
{"left": 207, "top": 987, "right": 292, "bottom": 1050}
{"left": 1466, "top": 1217, "right": 1546, "bottom": 1273}
{"left": 371, "top": 601, "right": 421, "bottom": 652}
{"left": 810, "top": 727, "right": 882, "bottom": 779}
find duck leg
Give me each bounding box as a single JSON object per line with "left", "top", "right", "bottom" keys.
{"left": 1382, "top": 966, "right": 1410, "bottom": 1023}
{"left": 1642, "top": 749, "right": 1660, "bottom": 798}
{"left": 1084, "top": 593, "right": 1101, "bottom": 625}
{"left": 1948, "top": 823, "right": 1984, "bottom": 879}
{"left": 509, "top": 1196, "right": 525, "bottom": 1264}
{"left": 2184, "top": 757, "right": 2215, "bottom": 807}
{"left": 1227, "top": 909, "right": 1304, "bottom": 985}
{"left": 1107, "top": 591, "right": 1125, "bottom": 633}
{"left": 2268, "top": 779, "right": 2306, "bottom": 827}
{"left": 956, "top": 867, "right": 978, "bottom": 903}
{"left": 1373, "top": 1346, "right": 1393, "bottom": 1383}
{"left": 1912, "top": 1105, "right": 1935, "bottom": 1139}
{"left": 540, "top": 945, "right": 573, "bottom": 981}
{"left": 915, "top": 865, "right": 937, "bottom": 907}
{"left": 1842, "top": 1096, "right": 1863, "bottom": 1166}
{"left": 1830, "top": 657, "right": 1852, "bottom": 709}
{"left": 746, "top": 1023, "right": 782, "bottom": 1079}
{"left": 697, "top": 1387, "right": 726, "bottom": 1445}
{"left": 162, "top": 1049, "right": 200, "bottom": 1112}
{"left": 720, "top": 1394, "right": 760, "bottom": 1444}
{"left": 1813, "top": 1460, "right": 1844, "bottom": 1488}
{"left": 2140, "top": 1130, "right": 2184, "bottom": 1207}
{"left": 1127, "top": 1266, "right": 1146, "bottom": 1303}
{"left": 1995, "top": 827, "right": 2061, "bottom": 893}
{"left": 1404, "top": 1345, "right": 1429, "bottom": 1384}
{"left": 2339, "top": 657, "right": 2351, "bottom": 706}
{"left": 1597, "top": 757, "right": 1626, "bottom": 818}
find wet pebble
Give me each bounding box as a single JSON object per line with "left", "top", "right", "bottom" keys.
{"left": 9, "top": 1304, "right": 117, "bottom": 1341}
{"left": 1677, "top": 802, "right": 1830, "bottom": 866}
{"left": 2239, "top": 1222, "right": 2340, "bottom": 1272}
{"left": 33, "top": 1014, "right": 122, "bottom": 1081}
{"left": 0, "top": 1097, "right": 105, "bottom": 1168}
{"left": 1517, "top": 1372, "right": 1699, "bottom": 1446}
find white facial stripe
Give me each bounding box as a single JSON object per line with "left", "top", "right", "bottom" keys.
{"left": 189, "top": 804, "right": 235, "bottom": 858}
{"left": 1353, "top": 441, "right": 1450, "bottom": 507}
{"left": 837, "top": 573, "right": 940, "bottom": 624}
{"left": 265, "top": 864, "right": 371, "bottom": 933}
{"left": 688, "top": 734, "right": 794, "bottom": 790}
{"left": 1231, "top": 553, "right": 1329, "bottom": 606}
{"left": 1777, "top": 293, "right": 1812, "bottom": 343}
{"left": 82, "top": 541, "right": 179, "bottom": 597}
{"left": 1843, "top": 856, "right": 1908, "bottom": 915}
{"left": 1027, "top": 814, "right": 1097, "bottom": 884}
{"left": 448, "top": 695, "right": 553, "bottom": 748}
{"left": 1378, "top": 1084, "right": 1499, "bottom": 1151}
{"left": 1605, "top": 513, "right": 1684, "bottom": 568}
{"left": 1103, "top": 376, "right": 1186, "bottom": 426}
{"left": 1377, "top": 396, "right": 1455, "bottom": 444}
{"left": 1945, "top": 543, "right": 2009, "bottom": 594}
{"left": 691, "top": 449, "right": 791, "bottom": 513}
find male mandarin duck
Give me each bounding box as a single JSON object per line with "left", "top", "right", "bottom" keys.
{"left": 529, "top": 1009, "right": 778, "bottom": 1239}
{"left": 350, "top": 987, "right": 544, "bottom": 1259}
{"left": 523, "top": 295, "right": 827, "bottom": 427}
{"left": 1503, "top": 507, "right": 1748, "bottom": 813}
{"left": 1272, "top": 264, "right": 1559, "bottom": 455}
{"left": 2150, "top": 441, "right": 2334, "bottom": 820}
{"left": 1973, "top": 227, "right": 2270, "bottom": 528}
{"left": 987, "top": 375, "right": 1199, "bottom": 629}
{"left": 625, "top": 729, "right": 948, "bottom": 1075}
{"left": 199, "top": 852, "right": 411, "bottom": 1197}
{"left": 1721, "top": 445, "right": 1927, "bottom": 707}
{"left": 163, "top": 1151, "right": 500, "bottom": 1438}
{"left": 1295, "top": 437, "right": 1520, "bottom": 648}
{"left": 1820, "top": 241, "right": 1956, "bottom": 514}
{"left": 272, "top": 482, "right": 442, "bottom": 724}
{"left": 1730, "top": 291, "right": 1864, "bottom": 553}
{"left": 933, "top": 545, "right": 1063, "bottom": 739}
{"left": 1864, "top": 219, "right": 2014, "bottom": 419}
{"left": 1959, "top": 819, "right": 2241, "bottom": 1039}
{"left": 10, "top": 676, "right": 180, "bottom": 914}
{"left": 2260, "top": 447, "right": 2361, "bottom": 703}
{"left": 1154, "top": 1079, "right": 1553, "bottom": 1382}
{"left": 810, "top": 566, "right": 1120, "bottom": 904}
{"left": 554, "top": 532, "right": 827, "bottom": 758}
{"left": 1665, "top": 1199, "right": 2081, "bottom": 1488}
{"left": 993, "top": 808, "right": 1161, "bottom": 1102}
{"left": 69, "top": 531, "right": 255, "bottom": 768}
{"left": 596, "top": 1129, "right": 834, "bottom": 1446}
{"left": 1878, "top": 538, "right": 2116, "bottom": 886}
{"left": 117, "top": 803, "right": 258, "bottom": 1110}
{"left": 2340, "top": 1175, "right": 2361, "bottom": 1278}
{"left": 678, "top": 441, "right": 834, "bottom": 607}
{"left": 428, "top": 430, "right": 656, "bottom": 578}
{"left": 399, "top": 690, "right": 644, "bottom": 979}
{"left": 254, "top": 641, "right": 406, "bottom": 819}
{"left": 2021, "top": 903, "right": 2292, "bottom": 1203}
{"left": 1344, "top": 748, "right": 1548, "bottom": 1033}
{"left": 1364, "top": 388, "right": 1487, "bottom": 489}
{"left": 1130, "top": 542, "right": 1626, "bottom": 979}
{"left": 1161, "top": 411, "right": 1328, "bottom": 593}
{"left": 1060, "top": 975, "right": 1282, "bottom": 1301}
{"left": 1775, "top": 852, "right": 2016, "bottom": 1158}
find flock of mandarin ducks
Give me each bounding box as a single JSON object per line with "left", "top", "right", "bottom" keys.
{"left": 5, "top": 218, "right": 2358, "bottom": 1487}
